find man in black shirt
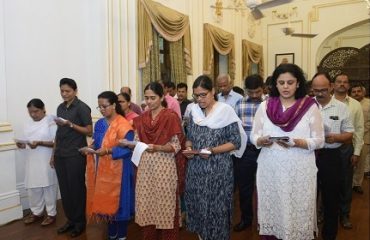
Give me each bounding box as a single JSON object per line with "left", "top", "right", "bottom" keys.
{"left": 177, "top": 82, "right": 192, "bottom": 118}
{"left": 52, "top": 78, "right": 92, "bottom": 238}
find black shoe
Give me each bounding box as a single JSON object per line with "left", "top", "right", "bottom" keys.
{"left": 233, "top": 220, "right": 252, "bottom": 232}
{"left": 340, "top": 216, "right": 353, "bottom": 229}
{"left": 353, "top": 186, "right": 364, "bottom": 194}
{"left": 57, "top": 222, "right": 74, "bottom": 234}
{"left": 70, "top": 227, "right": 85, "bottom": 238}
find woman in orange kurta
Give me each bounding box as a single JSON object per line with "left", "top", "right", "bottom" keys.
{"left": 130, "top": 82, "right": 186, "bottom": 240}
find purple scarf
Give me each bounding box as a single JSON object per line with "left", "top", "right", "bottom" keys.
{"left": 266, "top": 96, "right": 316, "bottom": 132}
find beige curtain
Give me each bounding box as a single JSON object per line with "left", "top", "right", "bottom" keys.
{"left": 170, "top": 39, "right": 187, "bottom": 85}
{"left": 242, "top": 39, "right": 264, "bottom": 79}
{"left": 203, "top": 23, "right": 235, "bottom": 81}
{"left": 138, "top": 0, "right": 192, "bottom": 75}
{"left": 142, "top": 29, "right": 161, "bottom": 87}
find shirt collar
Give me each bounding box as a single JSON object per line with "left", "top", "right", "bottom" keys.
{"left": 220, "top": 90, "right": 234, "bottom": 97}
{"left": 64, "top": 97, "right": 78, "bottom": 107}
{"left": 245, "top": 96, "right": 262, "bottom": 103}
{"left": 315, "top": 96, "right": 335, "bottom": 110}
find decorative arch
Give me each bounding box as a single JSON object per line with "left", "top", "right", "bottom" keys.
{"left": 318, "top": 44, "right": 370, "bottom": 94}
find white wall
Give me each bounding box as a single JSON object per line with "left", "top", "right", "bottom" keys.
{"left": 260, "top": 0, "right": 370, "bottom": 79}
{"left": 0, "top": 0, "right": 109, "bottom": 223}
{"left": 317, "top": 21, "right": 370, "bottom": 62}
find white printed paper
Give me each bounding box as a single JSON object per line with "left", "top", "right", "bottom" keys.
{"left": 131, "top": 142, "right": 149, "bottom": 167}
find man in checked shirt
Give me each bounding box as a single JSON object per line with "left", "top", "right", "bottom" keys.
{"left": 233, "top": 74, "right": 264, "bottom": 232}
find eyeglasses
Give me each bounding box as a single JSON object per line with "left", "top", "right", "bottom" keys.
{"left": 192, "top": 91, "right": 209, "bottom": 99}
{"left": 312, "top": 88, "right": 329, "bottom": 94}
{"left": 96, "top": 104, "right": 112, "bottom": 111}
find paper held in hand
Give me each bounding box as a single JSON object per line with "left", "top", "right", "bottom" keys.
{"left": 78, "top": 147, "right": 97, "bottom": 154}
{"left": 14, "top": 139, "right": 31, "bottom": 144}
{"left": 182, "top": 149, "right": 212, "bottom": 155}
{"left": 131, "top": 142, "right": 148, "bottom": 167}
{"left": 52, "top": 115, "right": 68, "bottom": 123}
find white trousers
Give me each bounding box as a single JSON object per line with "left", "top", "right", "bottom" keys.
{"left": 353, "top": 144, "right": 370, "bottom": 186}
{"left": 28, "top": 185, "right": 58, "bottom": 216}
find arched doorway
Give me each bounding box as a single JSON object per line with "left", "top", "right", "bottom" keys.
{"left": 317, "top": 44, "right": 369, "bottom": 95}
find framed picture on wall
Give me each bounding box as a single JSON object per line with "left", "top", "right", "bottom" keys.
{"left": 275, "top": 53, "right": 294, "bottom": 67}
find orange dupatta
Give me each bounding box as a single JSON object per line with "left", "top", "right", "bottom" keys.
{"left": 86, "top": 115, "right": 133, "bottom": 221}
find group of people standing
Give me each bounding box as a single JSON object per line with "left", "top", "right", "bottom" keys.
{"left": 17, "top": 62, "right": 368, "bottom": 240}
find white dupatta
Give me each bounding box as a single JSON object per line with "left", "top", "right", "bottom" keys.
{"left": 191, "top": 102, "right": 247, "bottom": 157}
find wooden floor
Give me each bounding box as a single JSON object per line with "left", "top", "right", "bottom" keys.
{"left": 1, "top": 178, "right": 368, "bottom": 240}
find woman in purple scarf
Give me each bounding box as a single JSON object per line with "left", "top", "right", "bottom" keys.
{"left": 251, "top": 64, "right": 325, "bottom": 240}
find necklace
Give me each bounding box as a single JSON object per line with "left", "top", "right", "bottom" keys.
{"left": 151, "top": 107, "right": 164, "bottom": 124}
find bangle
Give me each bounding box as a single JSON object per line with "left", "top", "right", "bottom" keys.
{"left": 105, "top": 148, "right": 109, "bottom": 155}
{"left": 70, "top": 122, "right": 74, "bottom": 128}
{"left": 210, "top": 147, "right": 215, "bottom": 154}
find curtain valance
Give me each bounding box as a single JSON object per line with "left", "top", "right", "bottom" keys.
{"left": 138, "top": 0, "right": 192, "bottom": 74}
{"left": 203, "top": 23, "right": 235, "bottom": 80}
{"left": 242, "top": 39, "right": 264, "bottom": 78}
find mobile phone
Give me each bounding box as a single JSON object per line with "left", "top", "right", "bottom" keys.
{"left": 269, "top": 136, "right": 290, "bottom": 142}
{"left": 182, "top": 149, "right": 199, "bottom": 155}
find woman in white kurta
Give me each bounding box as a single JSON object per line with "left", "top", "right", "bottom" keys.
{"left": 251, "top": 64, "right": 324, "bottom": 240}
{"left": 16, "top": 99, "right": 58, "bottom": 226}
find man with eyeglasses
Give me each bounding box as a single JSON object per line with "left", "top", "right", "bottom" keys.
{"left": 217, "top": 74, "right": 243, "bottom": 110}
{"left": 233, "top": 74, "right": 264, "bottom": 232}
{"left": 312, "top": 72, "right": 354, "bottom": 240}
{"left": 333, "top": 73, "right": 364, "bottom": 229}
{"left": 52, "top": 78, "right": 92, "bottom": 238}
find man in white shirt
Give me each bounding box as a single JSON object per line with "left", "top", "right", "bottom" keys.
{"left": 312, "top": 72, "right": 354, "bottom": 240}
{"left": 216, "top": 74, "right": 243, "bottom": 110}
{"left": 350, "top": 84, "right": 370, "bottom": 188}
{"left": 333, "top": 73, "right": 364, "bottom": 229}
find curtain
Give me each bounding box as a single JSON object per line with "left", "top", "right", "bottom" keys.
{"left": 138, "top": 0, "right": 192, "bottom": 75}
{"left": 142, "top": 29, "right": 161, "bottom": 87}
{"left": 170, "top": 39, "right": 187, "bottom": 85}
{"left": 203, "top": 23, "right": 235, "bottom": 81}
{"left": 242, "top": 39, "right": 264, "bottom": 79}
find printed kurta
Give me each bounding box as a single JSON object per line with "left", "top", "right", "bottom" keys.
{"left": 135, "top": 135, "right": 181, "bottom": 229}
{"left": 185, "top": 118, "right": 241, "bottom": 240}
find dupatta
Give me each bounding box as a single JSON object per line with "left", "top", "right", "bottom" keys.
{"left": 86, "top": 115, "right": 133, "bottom": 220}
{"left": 133, "top": 108, "right": 187, "bottom": 193}
{"left": 191, "top": 102, "right": 247, "bottom": 158}
{"left": 266, "top": 96, "right": 316, "bottom": 132}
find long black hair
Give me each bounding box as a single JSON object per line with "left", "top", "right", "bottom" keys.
{"left": 98, "top": 91, "right": 125, "bottom": 116}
